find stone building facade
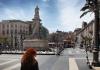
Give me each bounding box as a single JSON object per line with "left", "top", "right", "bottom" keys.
{"left": 0, "top": 20, "right": 29, "bottom": 50}
{"left": 0, "top": 5, "right": 49, "bottom": 50}
{"left": 74, "top": 20, "right": 95, "bottom": 47}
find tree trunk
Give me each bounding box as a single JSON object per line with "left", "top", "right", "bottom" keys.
{"left": 92, "top": 0, "right": 100, "bottom": 66}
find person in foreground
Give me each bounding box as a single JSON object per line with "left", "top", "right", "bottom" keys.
{"left": 21, "top": 48, "right": 39, "bottom": 70}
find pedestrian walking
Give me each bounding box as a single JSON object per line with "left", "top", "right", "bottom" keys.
{"left": 21, "top": 48, "right": 39, "bottom": 70}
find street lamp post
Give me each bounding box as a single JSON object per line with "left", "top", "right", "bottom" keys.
{"left": 92, "top": 0, "right": 100, "bottom": 66}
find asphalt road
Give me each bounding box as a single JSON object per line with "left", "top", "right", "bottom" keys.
{"left": 0, "top": 48, "right": 94, "bottom": 70}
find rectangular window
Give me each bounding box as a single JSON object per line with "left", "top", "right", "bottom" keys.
{"left": 7, "top": 29, "right": 9, "bottom": 34}
{"left": 2, "top": 24, "right": 5, "bottom": 28}
{"left": 2, "top": 30, "right": 5, "bottom": 35}
{"left": 15, "top": 29, "right": 17, "bottom": 34}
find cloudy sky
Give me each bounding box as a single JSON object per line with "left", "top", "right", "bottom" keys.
{"left": 0, "top": 0, "right": 94, "bottom": 33}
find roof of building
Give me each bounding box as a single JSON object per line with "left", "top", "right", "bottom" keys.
{"left": 0, "top": 20, "right": 32, "bottom": 24}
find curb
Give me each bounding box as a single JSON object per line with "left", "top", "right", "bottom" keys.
{"left": 92, "top": 66, "right": 100, "bottom": 70}
{"left": 0, "top": 52, "right": 56, "bottom": 55}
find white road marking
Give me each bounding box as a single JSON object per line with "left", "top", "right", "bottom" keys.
{"left": 75, "top": 58, "right": 92, "bottom": 59}
{"left": 68, "top": 50, "right": 73, "bottom": 54}
{"left": 3, "top": 63, "right": 21, "bottom": 70}
{"left": 0, "top": 59, "right": 18, "bottom": 66}
{"left": 69, "top": 58, "right": 79, "bottom": 70}
{"left": 76, "top": 50, "right": 79, "bottom": 53}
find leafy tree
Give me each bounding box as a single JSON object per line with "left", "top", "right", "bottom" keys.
{"left": 80, "top": 0, "right": 96, "bottom": 18}
{"left": 81, "top": 0, "right": 99, "bottom": 47}
{"left": 0, "top": 36, "right": 11, "bottom": 48}
{"left": 39, "top": 25, "right": 49, "bottom": 39}
{"left": 81, "top": 35, "right": 92, "bottom": 45}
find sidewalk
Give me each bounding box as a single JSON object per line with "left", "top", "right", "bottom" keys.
{"left": 94, "top": 67, "right": 100, "bottom": 70}
{"left": 1, "top": 50, "right": 56, "bottom": 55}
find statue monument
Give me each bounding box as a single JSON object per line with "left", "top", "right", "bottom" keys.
{"left": 23, "top": 6, "right": 49, "bottom": 50}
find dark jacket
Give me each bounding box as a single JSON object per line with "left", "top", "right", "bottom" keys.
{"left": 21, "top": 60, "right": 39, "bottom": 70}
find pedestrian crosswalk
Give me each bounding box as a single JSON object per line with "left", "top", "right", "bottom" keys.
{"left": 0, "top": 58, "right": 89, "bottom": 70}
{"left": 0, "top": 55, "right": 56, "bottom": 70}
{"left": 69, "top": 58, "right": 79, "bottom": 70}
{"left": 0, "top": 59, "right": 20, "bottom": 70}
{"left": 67, "top": 48, "right": 85, "bottom": 54}
{"left": 0, "top": 48, "right": 94, "bottom": 70}
{"left": 0, "top": 59, "right": 18, "bottom": 66}
{"left": 3, "top": 63, "right": 21, "bottom": 70}
{"left": 0, "top": 56, "right": 85, "bottom": 70}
